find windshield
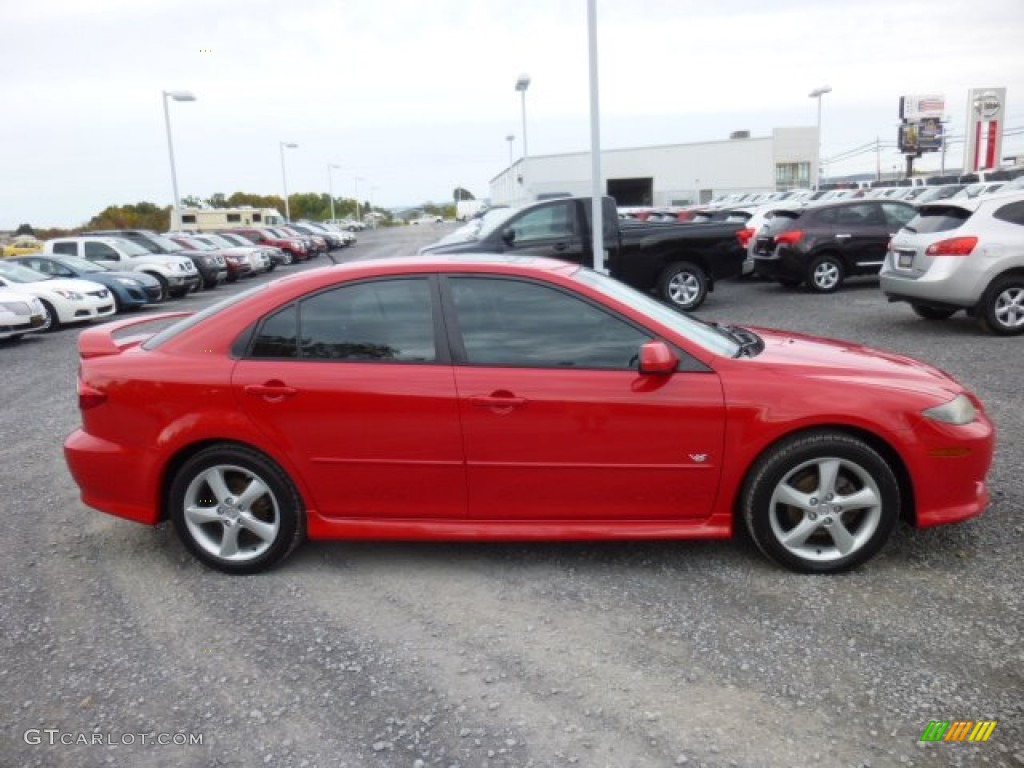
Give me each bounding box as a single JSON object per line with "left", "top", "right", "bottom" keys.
{"left": 108, "top": 238, "right": 155, "bottom": 257}
{"left": 573, "top": 268, "right": 740, "bottom": 357}
{"left": 144, "top": 282, "right": 273, "bottom": 350}
{"left": 476, "top": 207, "right": 519, "bottom": 239}
{"left": 0, "top": 261, "right": 48, "bottom": 283}
{"left": 55, "top": 255, "right": 107, "bottom": 273}
{"left": 199, "top": 234, "right": 234, "bottom": 248}
{"left": 147, "top": 234, "right": 188, "bottom": 253}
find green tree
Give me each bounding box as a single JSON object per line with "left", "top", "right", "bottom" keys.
{"left": 452, "top": 187, "right": 475, "bottom": 202}
{"left": 14, "top": 223, "right": 35, "bottom": 236}
{"left": 87, "top": 202, "right": 171, "bottom": 231}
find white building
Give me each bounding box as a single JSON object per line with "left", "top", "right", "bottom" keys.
{"left": 490, "top": 126, "right": 817, "bottom": 207}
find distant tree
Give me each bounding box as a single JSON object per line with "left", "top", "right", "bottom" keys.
{"left": 453, "top": 187, "right": 475, "bottom": 202}
{"left": 87, "top": 202, "right": 171, "bottom": 232}
{"left": 209, "top": 193, "right": 229, "bottom": 208}
{"left": 180, "top": 195, "right": 204, "bottom": 208}
{"left": 14, "top": 223, "right": 35, "bottom": 236}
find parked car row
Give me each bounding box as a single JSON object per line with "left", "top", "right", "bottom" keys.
{"left": 609, "top": 186, "right": 1024, "bottom": 335}
{"left": 0, "top": 221, "right": 356, "bottom": 342}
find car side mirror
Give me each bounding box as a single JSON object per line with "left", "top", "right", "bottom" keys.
{"left": 638, "top": 340, "right": 678, "bottom": 375}
{"left": 501, "top": 227, "right": 517, "bottom": 245}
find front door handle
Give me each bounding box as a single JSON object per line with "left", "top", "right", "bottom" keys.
{"left": 468, "top": 391, "right": 528, "bottom": 413}
{"left": 553, "top": 242, "right": 569, "bottom": 252}
{"left": 835, "top": 233, "right": 852, "bottom": 240}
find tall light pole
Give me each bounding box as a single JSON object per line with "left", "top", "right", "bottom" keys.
{"left": 327, "top": 163, "right": 341, "bottom": 222}
{"left": 162, "top": 90, "right": 196, "bottom": 217}
{"left": 354, "top": 176, "right": 365, "bottom": 222}
{"left": 515, "top": 73, "right": 530, "bottom": 203}
{"left": 280, "top": 141, "right": 298, "bottom": 221}
{"left": 808, "top": 85, "right": 831, "bottom": 189}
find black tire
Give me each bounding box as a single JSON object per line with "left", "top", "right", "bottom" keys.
{"left": 911, "top": 304, "right": 957, "bottom": 321}
{"left": 741, "top": 431, "right": 899, "bottom": 573}
{"left": 807, "top": 253, "right": 845, "bottom": 293}
{"left": 168, "top": 444, "right": 305, "bottom": 574}
{"left": 145, "top": 273, "right": 169, "bottom": 302}
{"left": 976, "top": 275, "right": 1024, "bottom": 336}
{"left": 39, "top": 299, "right": 60, "bottom": 332}
{"left": 656, "top": 261, "right": 708, "bottom": 311}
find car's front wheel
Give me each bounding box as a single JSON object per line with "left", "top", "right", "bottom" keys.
{"left": 39, "top": 300, "right": 60, "bottom": 332}
{"left": 168, "top": 444, "right": 305, "bottom": 574}
{"left": 977, "top": 275, "right": 1024, "bottom": 336}
{"left": 657, "top": 261, "right": 708, "bottom": 311}
{"left": 742, "top": 432, "right": 899, "bottom": 573}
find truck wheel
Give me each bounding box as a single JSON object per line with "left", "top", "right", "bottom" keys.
{"left": 657, "top": 262, "right": 708, "bottom": 311}
{"left": 807, "top": 254, "right": 844, "bottom": 293}
{"left": 977, "top": 275, "right": 1024, "bottom": 336}
{"left": 145, "top": 273, "right": 169, "bottom": 302}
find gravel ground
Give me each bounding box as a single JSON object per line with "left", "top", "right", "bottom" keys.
{"left": 1, "top": 225, "right": 1020, "bottom": 768}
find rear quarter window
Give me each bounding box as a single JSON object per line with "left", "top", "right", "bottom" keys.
{"left": 905, "top": 206, "right": 972, "bottom": 234}
{"left": 992, "top": 201, "right": 1024, "bottom": 226}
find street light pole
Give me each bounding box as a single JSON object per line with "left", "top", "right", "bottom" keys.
{"left": 280, "top": 141, "right": 298, "bottom": 221}
{"left": 327, "top": 163, "right": 341, "bottom": 222}
{"left": 808, "top": 85, "right": 832, "bottom": 189}
{"left": 354, "top": 176, "right": 365, "bottom": 222}
{"left": 515, "top": 73, "right": 530, "bottom": 203}
{"left": 162, "top": 89, "right": 196, "bottom": 220}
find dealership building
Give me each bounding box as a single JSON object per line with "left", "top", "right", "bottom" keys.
{"left": 490, "top": 126, "right": 818, "bottom": 207}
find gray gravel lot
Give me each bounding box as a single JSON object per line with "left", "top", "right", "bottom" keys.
{"left": 1, "top": 225, "right": 1021, "bottom": 768}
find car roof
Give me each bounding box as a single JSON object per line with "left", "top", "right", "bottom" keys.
{"left": 918, "top": 188, "right": 1024, "bottom": 213}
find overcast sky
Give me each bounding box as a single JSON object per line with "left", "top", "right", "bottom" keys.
{"left": 3, "top": 0, "right": 1023, "bottom": 229}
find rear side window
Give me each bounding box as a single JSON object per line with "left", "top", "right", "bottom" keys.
{"left": 52, "top": 242, "right": 77, "bottom": 256}
{"left": 993, "top": 201, "right": 1024, "bottom": 226}
{"left": 905, "top": 206, "right": 972, "bottom": 234}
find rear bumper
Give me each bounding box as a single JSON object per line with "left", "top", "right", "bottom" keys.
{"left": 64, "top": 429, "right": 161, "bottom": 525}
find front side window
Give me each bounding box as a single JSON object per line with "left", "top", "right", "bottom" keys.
{"left": 448, "top": 277, "right": 650, "bottom": 369}
{"left": 249, "top": 278, "right": 436, "bottom": 363}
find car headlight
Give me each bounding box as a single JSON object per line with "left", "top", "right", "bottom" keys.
{"left": 922, "top": 394, "right": 976, "bottom": 425}
{"left": 54, "top": 290, "right": 84, "bottom": 300}
{"left": 114, "top": 277, "right": 139, "bottom": 286}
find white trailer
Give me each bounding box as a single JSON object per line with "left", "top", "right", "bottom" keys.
{"left": 171, "top": 207, "right": 285, "bottom": 232}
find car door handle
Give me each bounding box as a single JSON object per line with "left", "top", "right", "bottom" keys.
{"left": 468, "top": 393, "right": 528, "bottom": 410}
{"left": 245, "top": 383, "right": 297, "bottom": 399}
{"left": 835, "top": 233, "right": 852, "bottom": 239}
{"left": 553, "top": 242, "right": 569, "bottom": 252}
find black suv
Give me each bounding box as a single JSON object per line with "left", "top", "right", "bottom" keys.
{"left": 752, "top": 200, "right": 917, "bottom": 292}
{"left": 88, "top": 229, "right": 228, "bottom": 290}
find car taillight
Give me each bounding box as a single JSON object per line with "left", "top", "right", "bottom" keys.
{"left": 775, "top": 230, "right": 804, "bottom": 246}
{"left": 78, "top": 380, "right": 107, "bottom": 410}
{"left": 736, "top": 228, "right": 755, "bottom": 247}
{"left": 925, "top": 236, "right": 978, "bottom": 256}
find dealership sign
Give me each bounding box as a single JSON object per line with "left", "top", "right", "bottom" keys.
{"left": 900, "top": 94, "right": 945, "bottom": 121}
{"left": 964, "top": 87, "right": 1007, "bottom": 172}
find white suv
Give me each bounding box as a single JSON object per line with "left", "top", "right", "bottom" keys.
{"left": 880, "top": 190, "right": 1024, "bottom": 335}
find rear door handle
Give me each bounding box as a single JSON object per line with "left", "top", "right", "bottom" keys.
{"left": 245, "top": 383, "right": 297, "bottom": 399}
{"left": 835, "top": 233, "right": 852, "bottom": 240}
{"left": 553, "top": 242, "right": 569, "bottom": 252}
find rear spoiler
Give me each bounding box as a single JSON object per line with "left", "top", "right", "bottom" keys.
{"left": 78, "top": 311, "right": 193, "bottom": 359}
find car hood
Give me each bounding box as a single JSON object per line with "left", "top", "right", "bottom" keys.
{"left": 130, "top": 254, "right": 195, "bottom": 268}
{"left": 15, "top": 277, "right": 110, "bottom": 295}
{"left": 747, "top": 327, "right": 961, "bottom": 398}
{"left": 104, "top": 270, "right": 160, "bottom": 286}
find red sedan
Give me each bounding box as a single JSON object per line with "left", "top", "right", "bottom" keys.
{"left": 64, "top": 256, "right": 994, "bottom": 574}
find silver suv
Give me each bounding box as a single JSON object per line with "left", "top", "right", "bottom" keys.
{"left": 880, "top": 190, "right": 1024, "bottom": 335}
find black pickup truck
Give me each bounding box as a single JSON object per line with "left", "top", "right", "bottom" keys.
{"left": 419, "top": 196, "right": 747, "bottom": 310}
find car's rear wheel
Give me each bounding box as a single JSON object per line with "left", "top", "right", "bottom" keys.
{"left": 39, "top": 300, "right": 60, "bottom": 332}
{"left": 807, "top": 254, "right": 845, "bottom": 293}
{"left": 911, "top": 304, "right": 957, "bottom": 320}
{"left": 657, "top": 261, "right": 708, "bottom": 311}
{"left": 169, "top": 444, "right": 305, "bottom": 574}
{"left": 977, "top": 275, "right": 1024, "bottom": 336}
{"left": 742, "top": 432, "right": 899, "bottom": 573}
